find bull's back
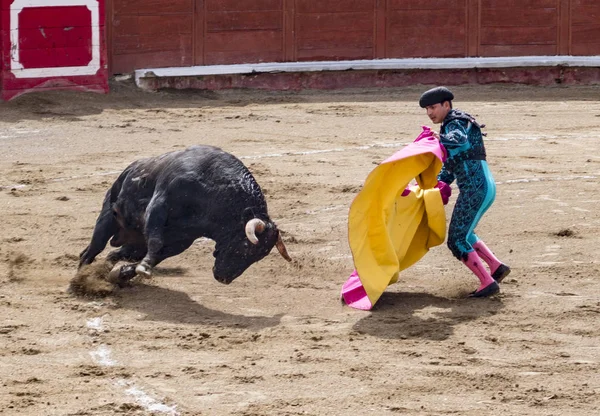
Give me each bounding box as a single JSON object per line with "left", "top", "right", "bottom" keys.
{"left": 115, "top": 145, "right": 264, "bottom": 213}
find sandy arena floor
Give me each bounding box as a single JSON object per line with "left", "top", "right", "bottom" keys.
{"left": 0, "top": 82, "right": 599, "bottom": 415}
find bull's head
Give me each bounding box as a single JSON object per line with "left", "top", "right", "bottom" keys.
{"left": 212, "top": 216, "right": 291, "bottom": 284}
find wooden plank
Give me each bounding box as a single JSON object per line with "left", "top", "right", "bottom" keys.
{"left": 467, "top": 0, "right": 479, "bottom": 56}
{"left": 388, "top": 26, "right": 466, "bottom": 42}
{"left": 114, "top": 0, "right": 193, "bottom": 15}
{"left": 205, "top": 50, "right": 283, "bottom": 64}
{"left": 205, "top": 30, "right": 282, "bottom": 52}
{"left": 113, "top": 15, "right": 192, "bottom": 37}
{"left": 283, "top": 0, "right": 294, "bottom": 61}
{"left": 297, "top": 30, "right": 373, "bottom": 50}
{"left": 480, "top": 0, "right": 557, "bottom": 7}
{"left": 295, "top": 47, "right": 373, "bottom": 61}
{"left": 387, "top": 27, "right": 466, "bottom": 57}
{"left": 481, "top": 8, "right": 558, "bottom": 27}
{"left": 113, "top": 14, "right": 192, "bottom": 55}
{"left": 388, "top": 9, "right": 466, "bottom": 27}
{"left": 296, "top": 0, "right": 375, "bottom": 13}
{"left": 479, "top": 44, "right": 557, "bottom": 56}
{"left": 572, "top": 25, "right": 600, "bottom": 43}
{"left": 112, "top": 50, "right": 193, "bottom": 73}
{"left": 296, "top": 12, "right": 374, "bottom": 32}
{"left": 387, "top": 43, "right": 465, "bottom": 58}
{"left": 375, "top": 0, "right": 385, "bottom": 58}
{"left": 571, "top": 6, "right": 600, "bottom": 25}
{"left": 558, "top": 0, "right": 570, "bottom": 54}
{"left": 571, "top": 0, "right": 600, "bottom": 6}
{"left": 194, "top": 0, "right": 205, "bottom": 65}
{"left": 107, "top": 0, "right": 114, "bottom": 75}
{"left": 571, "top": 42, "right": 600, "bottom": 55}
{"left": 114, "top": 34, "right": 192, "bottom": 54}
{"left": 481, "top": 26, "right": 557, "bottom": 45}
{"left": 206, "top": 0, "right": 282, "bottom": 12}
{"left": 206, "top": 11, "right": 282, "bottom": 32}
{"left": 388, "top": 0, "right": 465, "bottom": 10}
{"left": 572, "top": 0, "right": 600, "bottom": 5}
{"left": 570, "top": 0, "right": 600, "bottom": 55}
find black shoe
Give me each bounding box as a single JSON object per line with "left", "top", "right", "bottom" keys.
{"left": 469, "top": 281, "right": 500, "bottom": 298}
{"left": 492, "top": 264, "right": 511, "bottom": 283}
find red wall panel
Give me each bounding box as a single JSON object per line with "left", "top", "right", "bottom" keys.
{"left": 18, "top": 7, "right": 93, "bottom": 68}
{"left": 201, "top": 1, "right": 284, "bottom": 65}
{"left": 480, "top": 1, "right": 559, "bottom": 56}
{"left": 571, "top": 0, "right": 600, "bottom": 55}
{"left": 110, "top": 0, "right": 193, "bottom": 73}
{"left": 295, "top": 0, "right": 376, "bottom": 61}
{"left": 1, "top": 0, "right": 107, "bottom": 100}
{"left": 387, "top": 3, "right": 467, "bottom": 58}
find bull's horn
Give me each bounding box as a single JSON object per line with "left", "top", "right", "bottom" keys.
{"left": 276, "top": 232, "right": 292, "bottom": 262}
{"left": 245, "top": 218, "right": 266, "bottom": 245}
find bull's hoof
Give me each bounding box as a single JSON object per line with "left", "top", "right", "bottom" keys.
{"left": 107, "top": 263, "right": 137, "bottom": 287}
{"left": 135, "top": 262, "right": 152, "bottom": 278}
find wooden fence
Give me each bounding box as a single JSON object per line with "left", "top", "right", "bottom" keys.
{"left": 107, "top": 0, "right": 600, "bottom": 74}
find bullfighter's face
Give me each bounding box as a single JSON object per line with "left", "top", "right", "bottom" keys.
{"left": 425, "top": 101, "right": 451, "bottom": 124}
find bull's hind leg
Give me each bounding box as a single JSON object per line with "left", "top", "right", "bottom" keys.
{"left": 79, "top": 193, "right": 118, "bottom": 268}
{"left": 136, "top": 189, "right": 200, "bottom": 277}
{"left": 135, "top": 192, "right": 169, "bottom": 277}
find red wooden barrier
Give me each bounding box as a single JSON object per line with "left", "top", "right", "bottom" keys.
{"left": 0, "top": 0, "right": 108, "bottom": 101}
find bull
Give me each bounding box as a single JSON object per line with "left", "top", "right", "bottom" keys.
{"left": 78, "top": 145, "right": 291, "bottom": 285}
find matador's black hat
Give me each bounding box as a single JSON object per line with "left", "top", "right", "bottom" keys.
{"left": 419, "top": 86, "right": 454, "bottom": 108}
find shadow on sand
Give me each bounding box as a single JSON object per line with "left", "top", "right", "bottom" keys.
{"left": 352, "top": 290, "right": 504, "bottom": 341}
{"left": 114, "top": 282, "right": 283, "bottom": 331}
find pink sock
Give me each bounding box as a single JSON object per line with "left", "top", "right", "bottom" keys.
{"left": 462, "top": 251, "right": 496, "bottom": 292}
{"left": 473, "top": 240, "right": 502, "bottom": 274}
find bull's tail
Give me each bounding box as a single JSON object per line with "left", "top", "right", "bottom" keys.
{"left": 78, "top": 188, "right": 120, "bottom": 268}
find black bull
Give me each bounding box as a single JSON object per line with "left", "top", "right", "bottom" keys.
{"left": 79, "top": 145, "right": 291, "bottom": 284}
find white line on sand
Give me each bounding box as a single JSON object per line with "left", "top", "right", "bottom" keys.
{"left": 87, "top": 315, "right": 180, "bottom": 415}
{"left": 0, "top": 135, "right": 546, "bottom": 188}
{"left": 116, "top": 380, "right": 180, "bottom": 416}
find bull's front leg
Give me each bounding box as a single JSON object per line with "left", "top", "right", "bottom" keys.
{"left": 105, "top": 243, "right": 148, "bottom": 285}
{"left": 106, "top": 243, "right": 147, "bottom": 264}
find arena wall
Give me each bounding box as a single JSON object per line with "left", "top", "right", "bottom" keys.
{"left": 109, "top": 0, "right": 600, "bottom": 75}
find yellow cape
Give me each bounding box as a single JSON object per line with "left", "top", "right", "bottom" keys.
{"left": 347, "top": 138, "right": 447, "bottom": 307}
